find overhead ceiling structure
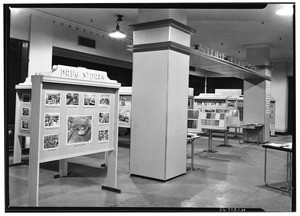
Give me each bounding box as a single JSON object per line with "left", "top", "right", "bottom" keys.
{"left": 32, "top": 3, "right": 294, "bottom": 63}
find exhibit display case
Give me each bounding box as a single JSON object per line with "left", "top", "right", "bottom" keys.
{"left": 20, "top": 65, "right": 121, "bottom": 206}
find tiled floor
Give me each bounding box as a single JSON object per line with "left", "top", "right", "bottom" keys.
{"left": 7, "top": 133, "right": 294, "bottom": 211}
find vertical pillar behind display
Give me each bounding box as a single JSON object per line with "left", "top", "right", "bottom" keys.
{"left": 243, "top": 78, "right": 270, "bottom": 143}
{"left": 243, "top": 44, "right": 272, "bottom": 143}
{"left": 27, "top": 14, "right": 53, "bottom": 83}
{"left": 129, "top": 10, "right": 195, "bottom": 180}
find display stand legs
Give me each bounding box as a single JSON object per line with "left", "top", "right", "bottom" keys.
{"left": 217, "top": 130, "right": 232, "bottom": 147}
{"left": 264, "top": 148, "right": 292, "bottom": 193}
{"left": 203, "top": 130, "right": 217, "bottom": 153}
{"left": 101, "top": 150, "right": 121, "bottom": 193}
{"left": 13, "top": 135, "right": 23, "bottom": 164}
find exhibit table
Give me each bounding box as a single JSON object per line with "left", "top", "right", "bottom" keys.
{"left": 186, "top": 133, "right": 204, "bottom": 171}
{"left": 241, "top": 123, "right": 264, "bottom": 145}
{"left": 262, "top": 143, "right": 292, "bottom": 194}
{"left": 202, "top": 129, "right": 229, "bottom": 153}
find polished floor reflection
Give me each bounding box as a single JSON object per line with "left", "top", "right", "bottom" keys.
{"left": 8, "top": 133, "right": 293, "bottom": 211}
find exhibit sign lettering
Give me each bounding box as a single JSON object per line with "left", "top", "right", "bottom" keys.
{"left": 38, "top": 65, "right": 117, "bottom": 83}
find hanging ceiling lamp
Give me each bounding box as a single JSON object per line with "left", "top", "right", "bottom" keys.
{"left": 109, "top": 15, "right": 126, "bottom": 39}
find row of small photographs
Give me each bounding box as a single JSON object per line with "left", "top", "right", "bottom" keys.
{"left": 44, "top": 112, "right": 110, "bottom": 128}
{"left": 22, "top": 107, "right": 30, "bottom": 117}
{"left": 196, "top": 102, "right": 225, "bottom": 106}
{"left": 206, "top": 113, "right": 225, "bottom": 120}
{"left": 201, "top": 119, "right": 222, "bottom": 126}
{"left": 45, "top": 91, "right": 110, "bottom": 107}
{"left": 43, "top": 129, "right": 109, "bottom": 150}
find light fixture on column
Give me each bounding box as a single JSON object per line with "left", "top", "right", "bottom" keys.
{"left": 109, "top": 15, "right": 126, "bottom": 39}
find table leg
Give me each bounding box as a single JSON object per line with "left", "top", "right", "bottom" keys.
{"left": 217, "top": 130, "right": 232, "bottom": 147}
{"left": 204, "top": 130, "right": 217, "bottom": 153}
{"left": 264, "top": 148, "right": 267, "bottom": 184}
{"left": 191, "top": 141, "right": 195, "bottom": 170}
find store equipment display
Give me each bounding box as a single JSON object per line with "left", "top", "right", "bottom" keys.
{"left": 262, "top": 143, "right": 292, "bottom": 193}
{"left": 25, "top": 65, "right": 121, "bottom": 206}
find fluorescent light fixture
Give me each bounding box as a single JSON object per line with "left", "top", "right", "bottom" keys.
{"left": 109, "top": 15, "right": 126, "bottom": 39}
{"left": 276, "top": 5, "right": 294, "bottom": 16}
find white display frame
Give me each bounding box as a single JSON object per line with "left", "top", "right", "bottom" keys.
{"left": 118, "top": 87, "right": 132, "bottom": 128}
{"left": 28, "top": 75, "right": 121, "bottom": 206}
{"left": 13, "top": 85, "right": 32, "bottom": 164}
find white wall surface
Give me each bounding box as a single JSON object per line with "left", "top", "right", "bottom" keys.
{"left": 10, "top": 10, "right": 132, "bottom": 66}
{"left": 53, "top": 24, "right": 132, "bottom": 63}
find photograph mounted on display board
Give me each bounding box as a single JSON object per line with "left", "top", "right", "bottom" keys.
{"left": 45, "top": 91, "right": 61, "bottom": 106}
{"left": 66, "top": 92, "right": 79, "bottom": 106}
{"left": 22, "top": 93, "right": 30, "bottom": 103}
{"left": 120, "top": 97, "right": 126, "bottom": 107}
{"left": 99, "top": 94, "right": 110, "bottom": 107}
{"left": 99, "top": 112, "right": 109, "bottom": 124}
{"left": 67, "top": 115, "right": 92, "bottom": 144}
{"left": 119, "top": 110, "right": 129, "bottom": 123}
{"left": 44, "top": 113, "right": 60, "bottom": 128}
{"left": 43, "top": 134, "right": 59, "bottom": 150}
{"left": 98, "top": 129, "right": 109, "bottom": 143}
{"left": 22, "top": 107, "right": 30, "bottom": 117}
{"left": 188, "top": 120, "right": 198, "bottom": 129}
{"left": 21, "top": 120, "right": 29, "bottom": 130}
{"left": 83, "top": 93, "right": 96, "bottom": 106}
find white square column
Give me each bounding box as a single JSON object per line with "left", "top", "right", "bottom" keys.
{"left": 129, "top": 18, "right": 195, "bottom": 180}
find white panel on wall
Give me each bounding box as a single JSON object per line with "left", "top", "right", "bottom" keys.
{"left": 170, "top": 27, "right": 190, "bottom": 47}
{"left": 133, "top": 27, "right": 169, "bottom": 45}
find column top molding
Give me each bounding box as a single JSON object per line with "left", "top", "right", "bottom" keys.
{"left": 129, "top": 18, "right": 196, "bottom": 35}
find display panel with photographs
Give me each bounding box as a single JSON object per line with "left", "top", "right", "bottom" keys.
{"left": 187, "top": 109, "right": 200, "bottom": 132}
{"left": 45, "top": 91, "right": 61, "bottom": 106}
{"left": 99, "top": 112, "right": 109, "bottom": 124}
{"left": 119, "top": 96, "right": 131, "bottom": 126}
{"left": 67, "top": 115, "right": 92, "bottom": 144}
{"left": 98, "top": 129, "right": 109, "bottom": 143}
{"left": 99, "top": 94, "right": 110, "bottom": 107}
{"left": 22, "top": 107, "right": 30, "bottom": 117}
{"left": 44, "top": 113, "right": 60, "bottom": 128}
{"left": 199, "top": 112, "right": 226, "bottom": 130}
{"left": 83, "top": 93, "right": 95, "bottom": 106}
{"left": 43, "top": 134, "right": 59, "bottom": 150}
{"left": 66, "top": 92, "right": 79, "bottom": 106}
{"left": 21, "top": 120, "right": 29, "bottom": 130}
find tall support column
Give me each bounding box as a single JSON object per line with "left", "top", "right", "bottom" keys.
{"left": 27, "top": 14, "right": 53, "bottom": 83}
{"left": 243, "top": 44, "right": 272, "bottom": 143}
{"left": 129, "top": 10, "right": 195, "bottom": 180}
